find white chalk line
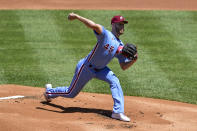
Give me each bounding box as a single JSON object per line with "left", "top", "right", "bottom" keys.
{"left": 0, "top": 95, "right": 25, "bottom": 100}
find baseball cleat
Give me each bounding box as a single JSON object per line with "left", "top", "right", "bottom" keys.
{"left": 44, "top": 84, "right": 52, "bottom": 102}
{"left": 111, "top": 113, "right": 130, "bottom": 122}
{"left": 45, "top": 84, "right": 52, "bottom": 89}
{"left": 44, "top": 93, "right": 52, "bottom": 102}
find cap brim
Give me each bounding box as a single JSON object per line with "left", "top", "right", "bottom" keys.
{"left": 123, "top": 21, "right": 128, "bottom": 24}
{"left": 111, "top": 20, "right": 128, "bottom": 24}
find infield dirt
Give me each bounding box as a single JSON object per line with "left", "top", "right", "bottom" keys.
{"left": 0, "top": 0, "right": 197, "bottom": 131}
{"left": 1, "top": 85, "right": 197, "bottom": 131}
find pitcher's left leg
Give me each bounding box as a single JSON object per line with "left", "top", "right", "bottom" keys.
{"left": 95, "top": 67, "right": 124, "bottom": 113}
{"left": 95, "top": 67, "right": 131, "bottom": 121}
{"left": 110, "top": 76, "right": 124, "bottom": 113}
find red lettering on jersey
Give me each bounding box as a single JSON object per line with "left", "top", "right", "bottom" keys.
{"left": 104, "top": 44, "right": 114, "bottom": 53}
{"left": 109, "top": 46, "right": 114, "bottom": 53}
{"left": 104, "top": 44, "right": 109, "bottom": 50}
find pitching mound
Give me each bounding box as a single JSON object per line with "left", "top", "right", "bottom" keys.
{"left": 0, "top": 85, "right": 197, "bottom": 131}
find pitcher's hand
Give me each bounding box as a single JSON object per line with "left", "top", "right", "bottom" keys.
{"left": 68, "top": 12, "right": 78, "bottom": 20}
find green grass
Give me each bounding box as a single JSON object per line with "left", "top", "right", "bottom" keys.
{"left": 0, "top": 10, "right": 197, "bottom": 104}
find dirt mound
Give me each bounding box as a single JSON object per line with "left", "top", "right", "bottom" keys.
{"left": 0, "top": 85, "right": 197, "bottom": 131}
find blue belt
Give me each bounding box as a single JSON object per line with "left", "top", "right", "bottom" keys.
{"left": 88, "top": 64, "right": 101, "bottom": 72}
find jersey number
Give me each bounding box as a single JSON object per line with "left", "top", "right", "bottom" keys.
{"left": 104, "top": 44, "right": 114, "bottom": 53}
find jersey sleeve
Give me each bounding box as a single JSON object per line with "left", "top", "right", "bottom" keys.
{"left": 93, "top": 25, "right": 107, "bottom": 40}
{"left": 116, "top": 54, "right": 132, "bottom": 64}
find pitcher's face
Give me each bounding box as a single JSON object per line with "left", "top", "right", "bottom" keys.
{"left": 112, "top": 22, "right": 125, "bottom": 36}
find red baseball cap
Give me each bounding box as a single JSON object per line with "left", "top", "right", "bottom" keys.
{"left": 111, "top": 15, "right": 128, "bottom": 24}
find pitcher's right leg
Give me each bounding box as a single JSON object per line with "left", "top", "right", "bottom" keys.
{"left": 45, "top": 62, "right": 93, "bottom": 99}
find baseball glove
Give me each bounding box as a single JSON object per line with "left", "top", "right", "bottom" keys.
{"left": 122, "top": 43, "right": 137, "bottom": 60}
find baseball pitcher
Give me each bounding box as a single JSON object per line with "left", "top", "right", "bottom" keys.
{"left": 44, "top": 13, "right": 138, "bottom": 122}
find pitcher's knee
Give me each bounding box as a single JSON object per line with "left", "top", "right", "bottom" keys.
{"left": 64, "top": 91, "right": 79, "bottom": 98}
{"left": 68, "top": 94, "right": 76, "bottom": 98}
{"left": 109, "top": 77, "right": 120, "bottom": 87}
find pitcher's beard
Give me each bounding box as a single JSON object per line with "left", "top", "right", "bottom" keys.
{"left": 118, "top": 29, "right": 124, "bottom": 36}
{"left": 119, "top": 30, "right": 124, "bottom": 35}
{"left": 115, "top": 28, "right": 124, "bottom": 36}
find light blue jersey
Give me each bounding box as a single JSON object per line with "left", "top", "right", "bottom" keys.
{"left": 86, "top": 26, "right": 130, "bottom": 69}
{"left": 46, "top": 26, "right": 131, "bottom": 113}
